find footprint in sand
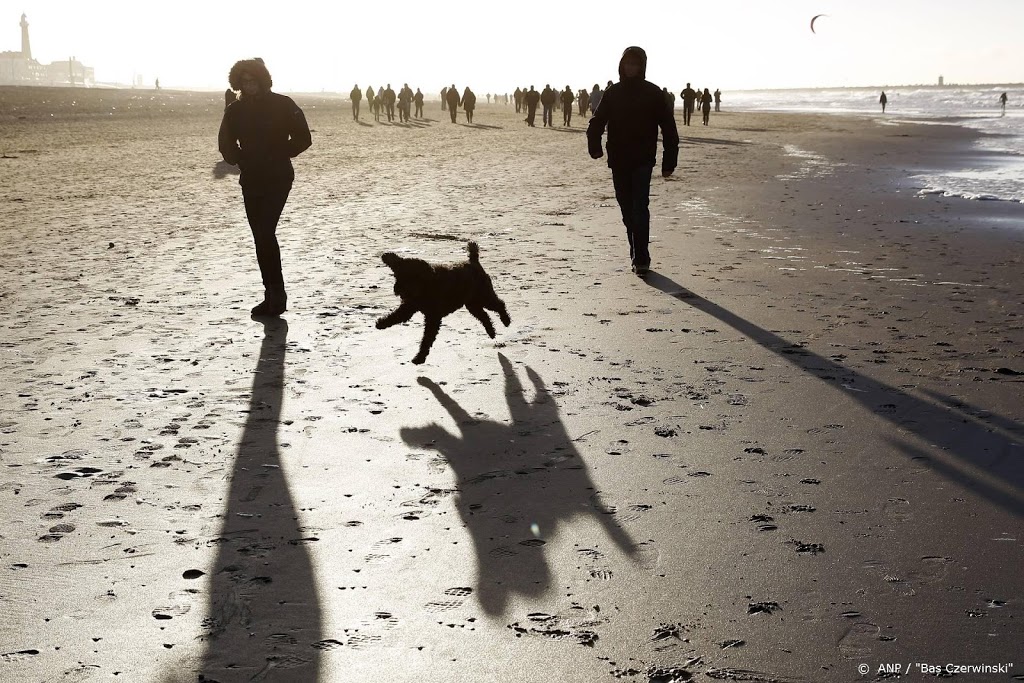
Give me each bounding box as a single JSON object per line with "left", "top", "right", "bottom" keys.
{"left": 838, "top": 622, "right": 881, "bottom": 659}
{"left": 364, "top": 537, "right": 403, "bottom": 565}
{"left": 883, "top": 497, "right": 912, "bottom": 522}
{"left": 38, "top": 523, "right": 75, "bottom": 542}
{"left": 425, "top": 587, "right": 474, "bottom": 612}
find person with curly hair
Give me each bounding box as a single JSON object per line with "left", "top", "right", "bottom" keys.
{"left": 218, "top": 58, "right": 312, "bottom": 316}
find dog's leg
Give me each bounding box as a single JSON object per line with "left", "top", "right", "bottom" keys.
{"left": 376, "top": 302, "right": 417, "bottom": 329}
{"left": 411, "top": 316, "right": 442, "bottom": 365}
{"left": 488, "top": 298, "right": 512, "bottom": 327}
{"left": 467, "top": 305, "right": 496, "bottom": 338}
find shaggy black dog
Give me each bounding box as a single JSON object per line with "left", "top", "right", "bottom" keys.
{"left": 377, "top": 241, "right": 511, "bottom": 364}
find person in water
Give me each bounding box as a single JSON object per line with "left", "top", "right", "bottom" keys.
{"left": 879, "top": 91, "right": 888, "bottom": 113}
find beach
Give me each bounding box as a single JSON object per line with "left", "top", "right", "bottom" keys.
{"left": 1, "top": 86, "right": 1022, "bottom": 683}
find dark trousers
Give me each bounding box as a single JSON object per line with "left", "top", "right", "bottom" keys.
{"left": 242, "top": 182, "right": 292, "bottom": 292}
{"left": 526, "top": 104, "right": 537, "bottom": 126}
{"left": 415, "top": 102, "right": 423, "bottom": 117}
{"left": 386, "top": 103, "right": 395, "bottom": 121}
{"left": 352, "top": 101, "right": 360, "bottom": 119}
{"left": 449, "top": 106, "right": 458, "bottom": 123}
{"left": 542, "top": 105, "right": 553, "bottom": 126}
{"left": 562, "top": 106, "right": 571, "bottom": 126}
{"left": 683, "top": 104, "right": 693, "bottom": 126}
{"left": 611, "top": 166, "right": 653, "bottom": 266}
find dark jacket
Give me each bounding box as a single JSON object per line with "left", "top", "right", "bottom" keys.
{"left": 445, "top": 88, "right": 460, "bottom": 108}
{"left": 218, "top": 92, "right": 312, "bottom": 189}
{"left": 525, "top": 89, "right": 540, "bottom": 108}
{"left": 587, "top": 48, "right": 679, "bottom": 172}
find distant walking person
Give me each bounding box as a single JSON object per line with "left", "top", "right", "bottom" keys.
{"left": 589, "top": 83, "right": 602, "bottom": 115}
{"left": 700, "top": 88, "right": 712, "bottom": 125}
{"left": 414, "top": 88, "right": 424, "bottom": 118}
{"left": 999, "top": 91, "right": 1008, "bottom": 116}
{"left": 350, "top": 84, "right": 362, "bottom": 120}
{"left": 680, "top": 83, "right": 696, "bottom": 126}
{"left": 446, "top": 84, "right": 460, "bottom": 122}
{"left": 879, "top": 91, "right": 888, "bottom": 113}
{"left": 524, "top": 85, "right": 540, "bottom": 126}
{"left": 440, "top": 87, "right": 448, "bottom": 111}
{"left": 714, "top": 88, "right": 721, "bottom": 112}
{"left": 218, "top": 58, "right": 312, "bottom": 316}
{"left": 587, "top": 46, "right": 679, "bottom": 277}
{"left": 461, "top": 86, "right": 477, "bottom": 123}
{"left": 373, "top": 87, "right": 383, "bottom": 122}
{"left": 397, "top": 83, "right": 413, "bottom": 122}
{"left": 541, "top": 84, "right": 556, "bottom": 127}
{"left": 560, "top": 85, "right": 575, "bottom": 126}
{"left": 514, "top": 87, "right": 523, "bottom": 113}
{"left": 383, "top": 84, "right": 397, "bottom": 122}
{"left": 579, "top": 88, "right": 590, "bottom": 117}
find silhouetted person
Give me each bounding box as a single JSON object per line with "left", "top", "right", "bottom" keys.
{"left": 662, "top": 86, "right": 674, "bottom": 113}
{"left": 224, "top": 87, "right": 237, "bottom": 110}
{"left": 560, "top": 85, "right": 575, "bottom": 126}
{"left": 578, "top": 88, "right": 589, "bottom": 116}
{"left": 587, "top": 46, "right": 678, "bottom": 276}
{"left": 514, "top": 86, "right": 523, "bottom": 113}
{"left": 414, "top": 87, "right": 424, "bottom": 118}
{"left": 681, "top": 82, "right": 696, "bottom": 126}
{"left": 461, "top": 86, "right": 477, "bottom": 123}
{"left": 590, "top": 83, "right": 602, "bottom": 115}
{"left": 441, "top": 86, "right": 448, "bottom": 111}
{"left": 218, "top": 58, "right": 312, "bottom": 316}
{"left": 524, "top": 85, "right": 540, "bottom": 126}
{"left": 999, "top": 91, "right": 1008, "bottom": 116}
{"left": 714, "top": 88, "right": 721, "bottom": 112}
{"left": 398, "top": 83, "right": 413, "bottom": 122}
{"left": 701, "top": 87, "right": 712, "bottom": 125}
{"left": 879, "top": 90, "right": 888, "bottom": 113}
{"left": 486, "top": 93, "right": 491, "bottom": 104}
{"left": 446, "top": 84, "right": 460, "bottom": 122}
{"left": 366, "top": 85, "right": 374, "bottom": 104}
{"left": 155, "top": 77, "right": 160, "bottom": 90}
{"left": 372, "top": 87, "right": 383, "bottom": 122}
{"left": 383, "top": 83, "right": 396, "bottom": 121}
{"left": 540, "top": 84, "right": 555, "bottom": 127}
{"left": 350, "top": 83, "right": 362, "bottom": 120}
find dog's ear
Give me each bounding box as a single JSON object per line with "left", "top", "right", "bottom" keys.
{"left": 466, "top": 241, "right": 479, "bottom": 263}
{"left": 382, "top": 252, "right": 401, "bottom": 266}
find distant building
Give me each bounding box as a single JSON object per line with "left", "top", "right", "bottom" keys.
{"left": 0, "top": 14, "right": 94, "bottom": 86}
{"left": 938, "top": 75, "right": 944, "bottom": 86}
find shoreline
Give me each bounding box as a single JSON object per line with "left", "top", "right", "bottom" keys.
{"left": 2, "top": 100, "right": 1021, "bottom": 682}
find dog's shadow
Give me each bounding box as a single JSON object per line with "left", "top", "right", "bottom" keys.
{"left": 400, "top": 354, "right": 637, "bottom": 616}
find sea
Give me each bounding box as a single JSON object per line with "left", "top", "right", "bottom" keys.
{"left": 727, "top": 85, "right": 1024, "bottom": 204}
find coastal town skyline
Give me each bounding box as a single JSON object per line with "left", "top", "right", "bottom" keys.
{"left": 4, "top": 1, "right": 1023, "bottom": 92}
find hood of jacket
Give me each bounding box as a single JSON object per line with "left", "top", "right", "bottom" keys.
{"left": 618, "top": 46, "right": 647, "bottom": 81}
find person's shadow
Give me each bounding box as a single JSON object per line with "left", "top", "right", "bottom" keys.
{"left": 643, "top": 272, "right": 1024, "bottom": 517}
{"left": 196, "top": 318, "right": 325, "bottom": 681}
{"left": 400, "top": 355, "right": 637, "bottom": 616}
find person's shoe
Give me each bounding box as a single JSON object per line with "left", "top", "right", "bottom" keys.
{"left": 634, "top": 263, "right": 650, "bottom": 277}
{"left": 251, "top": 289, "right": 287, "bottom": 317}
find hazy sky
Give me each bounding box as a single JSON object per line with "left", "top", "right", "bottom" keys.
{"left": 8, "top": 1, "right": 1023, "bottom": 93}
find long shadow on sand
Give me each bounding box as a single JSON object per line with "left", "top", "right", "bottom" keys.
{"left": 458, "top": 122, "right": 504, "bottom": 130}
{"left": 400, "top": 354, "right": 636, "bottom": 616}
{"left": 681, "top": 136, "right": 751, "bottom": 146}
{"left": 212, "top": 161, "right": 240, "bottom": 179}
{"left": 196, "top": 319, "right": 324, "bottom": 681}
{"left": 644, "top": 272, "right": 1024, "bottom": 517}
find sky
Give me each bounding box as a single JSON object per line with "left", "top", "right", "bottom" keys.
{"left": 6, "top": 1, "right": 1023, "bottom": 93}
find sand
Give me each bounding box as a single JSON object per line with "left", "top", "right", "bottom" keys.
{"left": 1, "top": 86, "right": 1022, "bottom": 683}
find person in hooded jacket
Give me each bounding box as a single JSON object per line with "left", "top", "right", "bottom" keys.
{"left": 350, "top": 84, "right": 362, "bottom": 120}
{"left": 413, "top": 88, "right": 425, "bottom": 118}
{"left": 587, "top": 46, "right": 679, "bottom": 277}
{"left": 218, "top": 58, "right": 312, "bottom": 316}
{"left": 461, "top": 87, "right": 477, "bottom": 123}
{"left": 445, "top": 84, "right": 461, "bottom": 122}
{"left": 589, "top": 84, "right": 602, "bottom": 115}
{"left": 540, "top": 85, "right": 556, "bottom": 127}
{"left": 560, "top": 86, "right": 575, "bottom": 126}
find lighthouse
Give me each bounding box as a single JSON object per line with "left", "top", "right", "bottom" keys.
{"left": 20, "top": 13, "right": 30, "bottom": 59}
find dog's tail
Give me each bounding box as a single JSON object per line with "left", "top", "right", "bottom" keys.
{"left": 467, "top": 241, "right": 479, "bottom": 263}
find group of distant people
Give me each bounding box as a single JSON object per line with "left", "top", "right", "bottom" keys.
{"left": 347, "top": 84, "right": 425, "bottom": 123}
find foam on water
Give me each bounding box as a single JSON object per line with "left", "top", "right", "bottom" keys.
{"left": 728, "top": 85, "right": 1024, "bottom": 203}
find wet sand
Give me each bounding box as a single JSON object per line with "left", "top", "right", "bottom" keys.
{"left": 1, "top": 86, "right": 1022, "bottom": 683}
